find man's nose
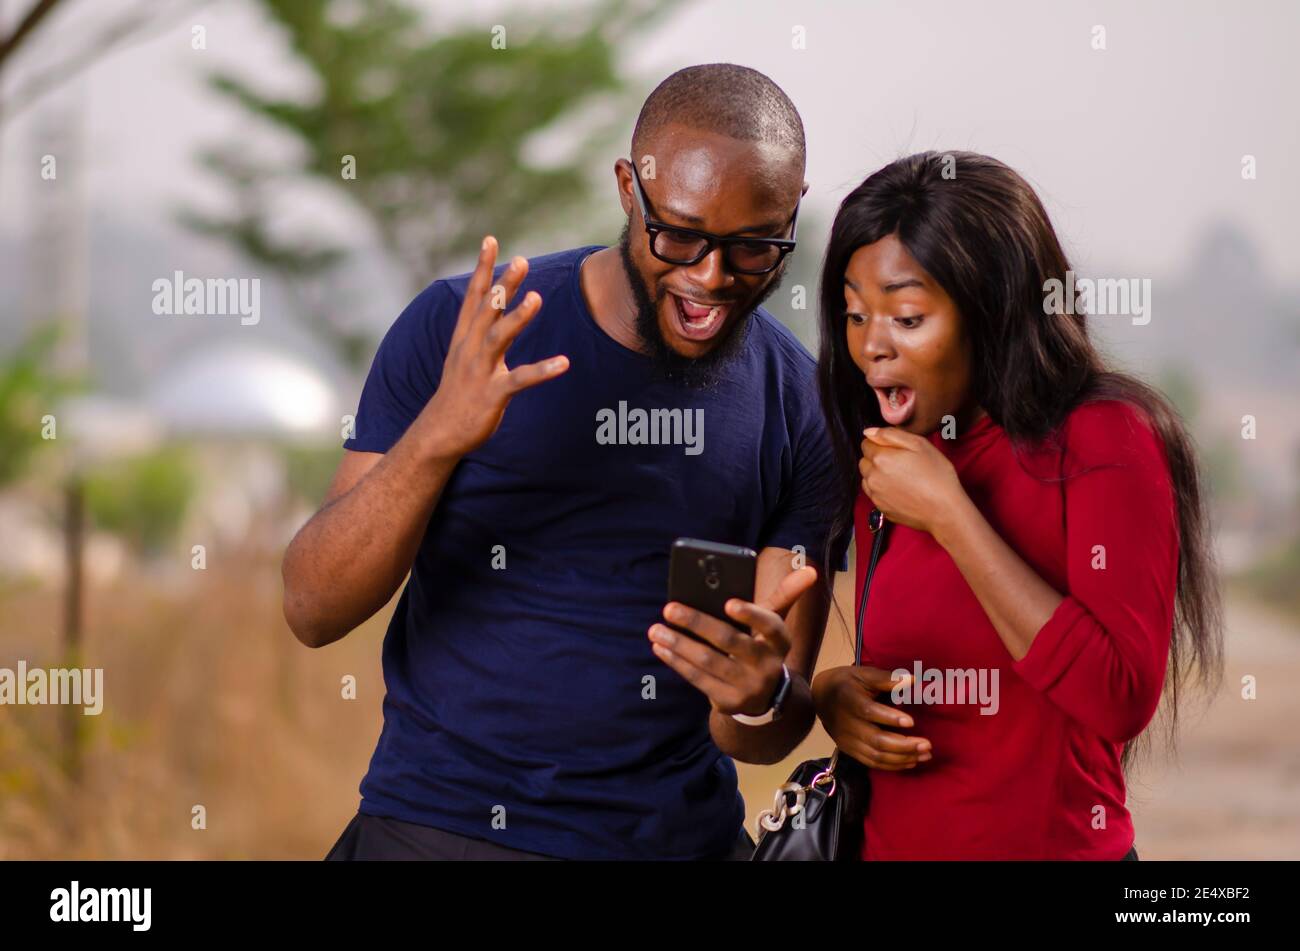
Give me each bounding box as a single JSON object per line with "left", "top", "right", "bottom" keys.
{"left": 680, "top": 246, "right": 736, "bottom": 296}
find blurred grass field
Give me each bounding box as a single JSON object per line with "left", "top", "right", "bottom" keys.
{"left": 2, "top": 545, "right": 1297, "bottom": 859}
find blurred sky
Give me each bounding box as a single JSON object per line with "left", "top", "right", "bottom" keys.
{"left": 2, "top": 0, "right": 1296, "bottom": 270}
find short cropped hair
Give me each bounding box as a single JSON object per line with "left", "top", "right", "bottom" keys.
{"left": 631, "top": 63, "right": 806, "bottom": 168}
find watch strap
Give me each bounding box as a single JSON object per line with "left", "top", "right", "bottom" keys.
{"left": 732, "top": 663, "right": 791, "bottom": 726}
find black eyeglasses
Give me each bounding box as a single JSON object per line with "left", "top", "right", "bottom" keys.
{"left": 628, "top": 163, "right": 799, "bottom": 275}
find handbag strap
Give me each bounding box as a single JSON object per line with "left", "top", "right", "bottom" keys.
{"left": 822, "top": 510, "right": 891, "bottom": 781}
{"left": 853, "top": 510, "right": 889, "bottom": 668}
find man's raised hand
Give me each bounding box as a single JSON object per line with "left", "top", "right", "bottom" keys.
{"left": 419, "top": 236, "right": 570, "bottom": 460}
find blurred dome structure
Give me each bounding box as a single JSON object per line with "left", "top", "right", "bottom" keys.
{"left": 147, "top": 343, "right": 341, "bottom": 441}
{"left": 144, "top": 342, "right": 347, "bottom": 552}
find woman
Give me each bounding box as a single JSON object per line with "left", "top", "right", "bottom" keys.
{"left": 810, "top": 151, "right": 1223, "bottom": 860}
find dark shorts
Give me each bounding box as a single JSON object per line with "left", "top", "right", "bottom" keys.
{"left": 1122, "top": 845, "right": 1140, "bottom": 861}
{"left": 325, "top": 812, "right": 756, "bottom": 861}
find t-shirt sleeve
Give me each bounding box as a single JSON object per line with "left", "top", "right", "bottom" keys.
{"left": 1011, "top": 401, "right": 1178, "bottom": 744}
{"left": 758, "top": 392, "right": 851, "bottom": 573}
{"left": 342, "top": 281, "right": 456, "bottom": 454}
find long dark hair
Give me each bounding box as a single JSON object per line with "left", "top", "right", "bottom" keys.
{"left": 816, "top": 151, "right": 1223, "bottom": 763}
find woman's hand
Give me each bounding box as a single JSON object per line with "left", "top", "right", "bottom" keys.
{"left": 859, "top": 427, "right": 968, "bottom": 537}
{"left": 812, "top": 665, "right": 931, "bottom": 770}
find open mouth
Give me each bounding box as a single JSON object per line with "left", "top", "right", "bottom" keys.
{"left": 669, "top": 292, "right": 731, "bottom": 342}
{"left": 872, "top": 384, "right": 916, "bottom": 426}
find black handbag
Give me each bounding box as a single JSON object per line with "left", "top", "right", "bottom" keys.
{"left": 751, "top": 509, "right": 889, "bottom": 861}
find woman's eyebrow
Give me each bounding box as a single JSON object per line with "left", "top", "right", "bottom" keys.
{"left": 843, "top": 276, "right": 926, "bottom": 292}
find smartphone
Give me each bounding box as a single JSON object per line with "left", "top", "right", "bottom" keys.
{"left": 667, "top": 538, "right": 758, "bottom": 646}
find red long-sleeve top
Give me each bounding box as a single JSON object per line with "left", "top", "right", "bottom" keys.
{"left": 853, "top": 399, "right": 1178, "bottom": 859}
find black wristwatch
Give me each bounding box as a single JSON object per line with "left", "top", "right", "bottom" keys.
{"left": 731, "top": 664, "right": 792, "bottom": 726}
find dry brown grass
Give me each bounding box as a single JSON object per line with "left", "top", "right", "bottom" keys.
{"left": 0, "top": 549, "right": 386, "bottom": 859}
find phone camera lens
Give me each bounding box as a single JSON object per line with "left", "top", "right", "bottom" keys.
{"left": 700, "top": 555, "right": 721, "bottom": 590}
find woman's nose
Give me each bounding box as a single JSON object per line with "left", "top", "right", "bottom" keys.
{"left": 860, "top": 315, "right": 895, "bottom": 361}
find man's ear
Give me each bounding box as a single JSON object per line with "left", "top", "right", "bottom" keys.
{"left": 801, "top": 180, "right": 810, "bottom": 197}
{"left": 615, "top": 158, "right": 634, "bottom": 216}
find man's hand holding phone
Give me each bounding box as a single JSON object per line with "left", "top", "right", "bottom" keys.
{"left": 649, "top": 563, "right": 818, "bottom": 718}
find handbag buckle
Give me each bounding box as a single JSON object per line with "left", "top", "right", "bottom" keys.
{"left": 867, "top": 507, "right": 885, "bottom": 534}
{"left": 809, "top": 767, "right": 836, "bottom": 799}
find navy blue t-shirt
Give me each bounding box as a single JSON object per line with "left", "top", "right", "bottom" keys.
{"left": 344, "top": 245, "right": 844, "bottom": 860}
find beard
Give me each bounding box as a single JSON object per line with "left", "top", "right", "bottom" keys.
{"left": 616, "top": 221, "right": 788, "bottom": 390}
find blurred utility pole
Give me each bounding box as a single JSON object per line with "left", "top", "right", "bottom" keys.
{"left": 53, "top": 98, "right": 88, "bottom": 787}
{"left": 26, "top": 80, "right": 91, "bottom": 785}
{"left": 0, "top": 0, "right": 93, "bottom": 796}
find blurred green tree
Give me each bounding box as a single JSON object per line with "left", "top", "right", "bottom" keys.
{"left": 0, "top": 321, "right": 82, "bottom": 487}
{"left": 82, "top": 447, "right": 196, "bottom": 556}
{"left": 183, "top": 0, "right": 671, "bottom": 371}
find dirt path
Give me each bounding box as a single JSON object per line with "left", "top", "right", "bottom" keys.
{"left": 1127, "top": 595, "right": 1300, "bottom": 859}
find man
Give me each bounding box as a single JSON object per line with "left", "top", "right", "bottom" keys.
{"left": 283, "top": 63, "right": 845, "bottom": 861}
